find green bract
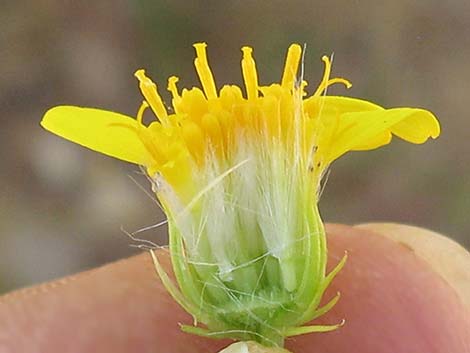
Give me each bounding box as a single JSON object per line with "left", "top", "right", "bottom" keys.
{"left": 151, "top": 142, "right": 346, "bottom": 347}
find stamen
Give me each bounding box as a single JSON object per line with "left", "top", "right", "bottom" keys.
{"left": 241, "top": 46, "right": 259, "bottom": 100}
{"left": 193, "top": 43, "right": 217, "bottom": 100}
{"left": 134, "top": 69, "right": 170, "bottom": 127}
{"left": 281, "top": 44, "right": 302, "bottom": 89}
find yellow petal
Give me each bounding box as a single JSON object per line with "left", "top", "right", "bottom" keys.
{"left": 324, "top": 107, "right": 440, "bottom": 163}
{"left": 305, "top": 96, "right": 382, "bottom": 121}
{"left": 41, "top": 106, "right": 153, "bottom": 165}
{"left": 309, "top": 96, "right": 384, "bottom": 160}
{"left": 390, "top": 108, "right": 440, "bottom": 143}
{"left": 352, "top": 131, "right": 392, "bottom": 151}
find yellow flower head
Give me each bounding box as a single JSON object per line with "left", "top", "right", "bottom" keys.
{"left": 41, "top": 43, "right": 440, "bottom": 347}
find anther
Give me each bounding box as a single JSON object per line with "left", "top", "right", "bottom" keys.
{"left": 134, "top": 69, "right": 170, "bottom": 127}
{"left": 168, "top": 76, "right": 181, "bottom": 99}
{"left": 281, "top": 44, "right": 302, "bottom": 89}
{"left": 168, "top": 76, "right": 182, "bottom": 112}
{"left": 193, "top": 43, "right": 218, "bottom": 100}
{"left": 241, "top": 46, "right": 259, "bottom": 100}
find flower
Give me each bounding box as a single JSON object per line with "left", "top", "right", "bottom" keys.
{"left": 41, "top": 43, "right": 440, "bottom": 347}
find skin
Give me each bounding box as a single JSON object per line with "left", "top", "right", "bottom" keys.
{"left": 0, "top": 223, "right": 469, "bottom": 353}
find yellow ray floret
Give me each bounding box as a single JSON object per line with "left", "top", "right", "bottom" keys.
{"left": 41, "top": 43, "right": 440, "bottom": 199}
{"left": 41, "top": 106, "right": 153, "bottom": 166}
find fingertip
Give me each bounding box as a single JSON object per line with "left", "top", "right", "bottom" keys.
{"left": 2, "top": 225, "right": 469, "bottom": 353}
{"left": 355, "top": 222, "right": 470, "bottom": 309}
{"left": 286, "top": 224, "right": 470, "bottom": 353}
{"left": 0, "top": 252, "right": 227, "bottom": 353}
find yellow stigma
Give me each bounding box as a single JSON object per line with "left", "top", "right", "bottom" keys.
{"left": 136, "top": 100, "right": 149, "bottom": 125}
{"left": 313, "top": 56, "right": 352, "bottom": 96}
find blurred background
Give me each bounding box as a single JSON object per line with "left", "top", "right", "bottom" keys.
{"left": 1, "top": 0, "right": 469, "bottom": 294}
